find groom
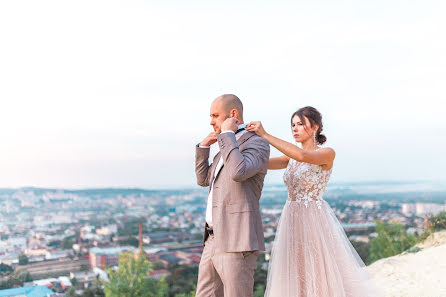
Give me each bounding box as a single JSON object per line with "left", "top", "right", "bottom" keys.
{"left": 195, "top": 94, "right": 270, "bottom": 297}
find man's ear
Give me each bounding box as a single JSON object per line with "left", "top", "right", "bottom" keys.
{"left": 230, "top": 109, "right": 238, "bottom": 118}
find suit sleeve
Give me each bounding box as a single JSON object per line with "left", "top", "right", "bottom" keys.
{"left": 195, "top": 145, "right": 212, "bottom": 187}
{"left": 217, "top": 133, "right": 270, "bottom": 182}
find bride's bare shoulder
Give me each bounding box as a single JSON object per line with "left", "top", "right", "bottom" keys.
{"left": 319, "top": 147, "right": 336, "bottom": 156}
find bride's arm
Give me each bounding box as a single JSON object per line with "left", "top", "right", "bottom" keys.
{"left": 246, "top": 121, "right": 335, "bottom": 166}
{"left": 268, "top": 155, "right": 290, "bottom": 169}
{"left": 264, "top": 133, "right": 334, "bottom": 166}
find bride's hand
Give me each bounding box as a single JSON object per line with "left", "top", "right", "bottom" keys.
{"left": 246, "top": 121, "right": 268, "bottom": 137}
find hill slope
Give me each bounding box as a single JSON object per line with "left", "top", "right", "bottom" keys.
{"left": 368, "top": 231, "right": 446, "bottom": 297}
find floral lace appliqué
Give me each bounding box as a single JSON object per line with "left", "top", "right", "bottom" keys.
{"left": 283, "top": 158, "right": 332, "bottom": 209}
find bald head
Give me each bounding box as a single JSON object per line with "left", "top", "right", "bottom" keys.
{"left": 213, "top": 94, "right": 244, "bottom": 122}
{"left": 209, "top": 94, "right": 244, "bottom": 134}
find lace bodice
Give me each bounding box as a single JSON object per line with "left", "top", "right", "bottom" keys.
{"left": 283, "top": 157, "right": 332, "bottom": 209}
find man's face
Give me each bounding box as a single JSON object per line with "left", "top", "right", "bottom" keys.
{"left": 209, "top": 99, "right": 230, "bottom": 134}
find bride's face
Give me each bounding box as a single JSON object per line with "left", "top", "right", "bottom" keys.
{"left": 291, "top": 115, "right": 317, "bottom": 143}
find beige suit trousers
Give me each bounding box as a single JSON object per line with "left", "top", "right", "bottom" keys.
{"left": 195, "top": 234, "right": 259, "bottom": 297}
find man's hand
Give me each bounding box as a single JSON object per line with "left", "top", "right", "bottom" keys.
{"left": 200, "top": 132, "right": 218, "bottom": 147}
{"left": 221, "top": 117, "right": 239, "bottom": 133}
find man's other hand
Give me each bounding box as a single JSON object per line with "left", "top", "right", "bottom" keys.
{"left": 200, "top": 132, "right": 218, "bottom": 147}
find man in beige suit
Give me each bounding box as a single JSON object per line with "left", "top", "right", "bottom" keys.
{"left": 195, "top": 94, "right": 270, "bottom": 297}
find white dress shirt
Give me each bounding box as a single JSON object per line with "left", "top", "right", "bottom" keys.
{"left": 205, "top": 124, "right": 248, "bottom": 227}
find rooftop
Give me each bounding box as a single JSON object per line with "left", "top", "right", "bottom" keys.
{"left": 0, "top": 285, "right": 54, "bottom": 297}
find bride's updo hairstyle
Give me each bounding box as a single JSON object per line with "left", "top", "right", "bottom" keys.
{"left": 291, "top": 106, "right": 327, "bottom": 145}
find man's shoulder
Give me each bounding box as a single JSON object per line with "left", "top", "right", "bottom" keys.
{"left": 246, "top": 131, "right": 267, "bottom": 142}
{"left": 243, "top": 132, "right": 269, "bottom": 147}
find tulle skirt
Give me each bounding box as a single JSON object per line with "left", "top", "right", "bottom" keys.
{"left": 264, "top": 200, "right": 382, "bottom": 297}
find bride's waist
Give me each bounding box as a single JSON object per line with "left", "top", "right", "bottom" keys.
{"left": 285, "top": 197, "right": 326, "bottom": 209}
{"left": 287, "top": 193, "right": 325, "bottom": 201}
{"left": 287, "top": 197, "right": 324, "bottom": 202}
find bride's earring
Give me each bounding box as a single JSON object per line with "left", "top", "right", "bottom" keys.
{"left": 313, "top": 131, "right": 317, "bottom": 148}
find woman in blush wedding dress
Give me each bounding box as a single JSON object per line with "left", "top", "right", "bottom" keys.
{"left": 247, "top": 106, "right": 382, "bottom": 297}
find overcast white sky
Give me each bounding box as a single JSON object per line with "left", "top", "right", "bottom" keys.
{"left": 0, "top": 0, "right": 445, "bottom": 188}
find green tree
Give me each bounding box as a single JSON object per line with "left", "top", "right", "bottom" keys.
{"left": 0, "top": 276, "right": 22, "bottom": 290}
{"left": 174, "top": 290, "right": 196, "bottom": 297}
{"left": 66, "top": 287, "right": 77, "bottom": 297}
{"left": 152, "top": 261, "right": 165, "bottom": 270}
{"left": 103, "top": 250, "right": 167, "bottom": 297}
{"left": 429, "top": 211, "right": 446, "bottom": 231}
{"left": 253, "top": 254, "right": 267, "bottom": 290}
{"left": 70, "top": 277, "right": 78, "bottom": 287}
{"left": 118, "top": 236, "right": 139, "bottom": 248}
{"left": 14, "top": 269, "right": 32, "bottom": 282}
{"left": 254, "top": 284, "right": 265, "bottom": 297}
{"left": 0, "top": 263, "right": 13, "bottom": 275}
{"left": 82, "top": 282, "right": 105, "bottom": 297}
{"left": 48, "top": 240, "right": 62, "bottom": 248}
{"left": 0, "top": 269, "right": 31, "bottom": 290}
{"left": 369, "top": 221, "right": 418, "bottom": 263}
{"left": 166, "top": 265, "right": 198, "bottom": 297}
{"left": 18, "top": 254, "right": 29, "bottom": 265}
{"left": 62, "top": 237, "right": 74, "bottom": 249}
{"left": 351, "top": 240, "right": 371, "bottom": 265}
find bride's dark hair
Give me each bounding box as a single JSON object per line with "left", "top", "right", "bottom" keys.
{"left": 291, "top": 106, "right": 327, "bottom": 145}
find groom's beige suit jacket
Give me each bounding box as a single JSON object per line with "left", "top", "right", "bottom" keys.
{"left": 195, "top": 131, "right": 270, "bottom": 252}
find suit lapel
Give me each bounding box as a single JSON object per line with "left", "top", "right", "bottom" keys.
{"left": 211, "top": 132, "right": 256, "bottom": 186}
{"left": 209, "top": 151, "right": 222, "bottom": 188}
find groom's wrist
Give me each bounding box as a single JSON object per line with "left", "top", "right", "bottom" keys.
{"left": 197, "top": 143, "right": 210, "bottom": 148}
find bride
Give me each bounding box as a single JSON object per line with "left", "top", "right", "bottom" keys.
{"left": 247, "top": 106, "right": 381, "bottom": 297}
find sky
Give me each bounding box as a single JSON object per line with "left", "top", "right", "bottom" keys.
{"left": 0, "top": 0, "right": 445, "bottom": 189}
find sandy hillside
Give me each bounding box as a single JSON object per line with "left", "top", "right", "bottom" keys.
{"left": 368, "top": 231, "right": 446, "bottom": 297}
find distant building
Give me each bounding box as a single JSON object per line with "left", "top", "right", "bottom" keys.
{"left": 342, "top": 222, "right": 376, "bottom": 232}
{"left": 415, "top": 203, "right": 445, "bottom": 216}
{"left": 349, "top": 235, "right": 370, "bottom": 243}
{"left": 58, "top": 276, "right": 72, "bottom": 290}
{"left": 70, "top": 270, "right": 99, "bottom": 289}
{"left": 349, "top": 200, "right": 378, "bottom": 208}
{"left": 93, "top": 267, "right": 109, "bottom": 281}
{"left": 401, "top": 203, "right": 417, "bottom": 216}
{"left": 0, "top": 285, "right": 55, "bottom": 297}
{"left": 95, "top": 224, "right": 117, "bottom": 236}
{"left": 0, "top": 237, "right": 27, "bottom": 256}
{"left": 32, "top": 277, "right": 71, "bottom": 293}
{"left": 89, "top": 246, "right": 134, "bottom": 269}
{"left": 159, "top": 253, "right": 182, "bottom": 265}
{"left": 51, "top": 215, "right": 72, "bottom": 224}
{"left": 261, "top": 208, "right": 282, "bottom": 215}
{"left": 25, "top": 245, "right": 48, "bottom": 257}
{"left": 16, "top": 258, "right": 89, "bottom": 278}
{"left": 402, "top": 202, "right": 445, "bottom": 216}
{"left": 45, "top": 249, "right": 72, "bottom": 260}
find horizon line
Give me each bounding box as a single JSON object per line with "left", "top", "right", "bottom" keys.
{"left": 1, "top": 179, "right": 445, "bottom": 192}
